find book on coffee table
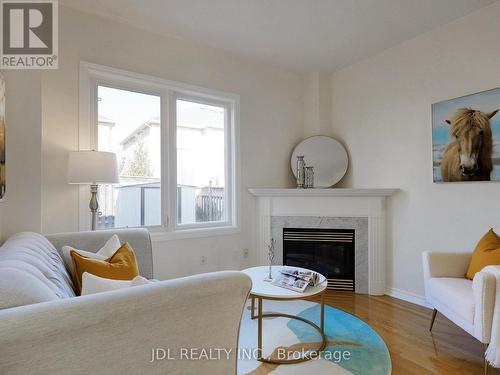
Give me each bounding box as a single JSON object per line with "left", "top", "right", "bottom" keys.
{"left": 271, "top": 267, "right": 321, "bottom": 293}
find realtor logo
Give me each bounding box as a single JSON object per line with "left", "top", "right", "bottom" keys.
{"left": 0, "top": 0, "right": 58, "bottom": 69}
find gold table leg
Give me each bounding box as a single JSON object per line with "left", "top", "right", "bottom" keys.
{"left": 251, "top": 296, "right": 256, "bottom": 319}
{"left": 257, "top": 297, "right": 263, "bottom": 360}
{"left": 250, "top": 291, "right": 327, "bottom": 365}
{"left": 321, "top": 292, "right": 325, "bottom": 334}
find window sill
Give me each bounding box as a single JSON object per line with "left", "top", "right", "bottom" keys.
{"left": 150, "top": 225, "right": 241, "bottom": 242}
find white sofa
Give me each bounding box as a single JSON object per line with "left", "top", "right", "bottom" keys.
{"left": 0, "top": 229, "right": 252, "bottom": 375}
{"left": 423, "top": 251, "right": 496, "bottom": 373}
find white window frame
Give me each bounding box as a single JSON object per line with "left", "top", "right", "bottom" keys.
{"left": 79, "top": 62, "right": 240, "bottom": 240}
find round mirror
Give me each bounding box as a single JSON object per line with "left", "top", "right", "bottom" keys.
{"left": 290, "top": 136, "right": 348, "bottom": 188}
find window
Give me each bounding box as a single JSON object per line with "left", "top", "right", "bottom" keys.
{"left": 97, "top": 86, "right": 161, "bottom": 229}
{"left": 175, "top": 98, "right": 229, "bottom": 227}
{"left": 80, "top": 63, "right": 238, "bottom": 237}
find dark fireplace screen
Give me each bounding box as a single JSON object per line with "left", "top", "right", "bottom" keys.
{"left": 283, "top": 228, "right": 355, "bottom": 291}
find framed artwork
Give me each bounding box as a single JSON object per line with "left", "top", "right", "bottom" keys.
{"left": 432, "top": 87, "right": 500, "bottom": 182}
{"left": 0, "top": 73, "right": 4, "bottom": 200}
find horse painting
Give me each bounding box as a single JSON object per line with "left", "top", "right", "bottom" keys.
{"left": 441, "top": 108, "right": 498, "bottom": 182}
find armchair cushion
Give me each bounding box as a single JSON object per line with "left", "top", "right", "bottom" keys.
{"left": 428, "top": 277, "right": 474, "bottom": 323}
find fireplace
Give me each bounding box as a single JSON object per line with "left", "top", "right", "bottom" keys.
{"left": 283, "top": 228, "right": 355, "bottom": 291}
{"left": 250, "top": 188, "right": 396, "bottom": 295}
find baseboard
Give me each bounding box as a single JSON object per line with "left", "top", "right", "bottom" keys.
{"left": 385, "top": 287, "right": 432, "bottom": 309}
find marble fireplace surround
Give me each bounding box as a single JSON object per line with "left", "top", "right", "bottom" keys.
{"left": 249, "top": 188, "right": 397, "bottom": 295}
{"left": 272, "top": 216, "right": 368, "bottom": 293}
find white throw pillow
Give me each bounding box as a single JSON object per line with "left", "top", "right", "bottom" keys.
{"left": 81, "top": 272, "right": 150, "bottom": 295}
{"left": 61, "top": 234, "right": 121, "bottom": 274}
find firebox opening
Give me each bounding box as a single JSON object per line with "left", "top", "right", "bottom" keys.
{"left": 283, "top": 228, "right": 355, "bottom": 291}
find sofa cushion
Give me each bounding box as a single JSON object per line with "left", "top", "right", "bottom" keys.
{"left": 0, "top": 232, "right": 76, "bottom": 303}
{"left": 0, "top": 260, "right": 64, "bottom": 297}
{"left": 429, "top": 277, "right": 474, "bottom": 323}
{"left": 0, "top": 268, "right": 59, "bottom": 309}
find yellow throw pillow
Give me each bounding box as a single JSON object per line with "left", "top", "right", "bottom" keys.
{"left": 466, "top": 229, "right": 500, "bottom": 280}
{"left": 71, "top": 243, "right": 140, "bottom": 294}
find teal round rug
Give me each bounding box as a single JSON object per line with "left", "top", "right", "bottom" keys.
{"left": 238, "top": 300, "right": 391, "bottom": 375}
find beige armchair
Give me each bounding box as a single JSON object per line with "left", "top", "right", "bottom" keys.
{"left": 422, "top": 251, "right": 496, "bottom": 374}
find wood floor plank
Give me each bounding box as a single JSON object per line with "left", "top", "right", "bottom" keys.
{"left": 310, "top": 291, "right": 499, "bottom": 375}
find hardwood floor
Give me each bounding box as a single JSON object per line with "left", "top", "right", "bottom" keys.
{"left": 310, "top": 291, "right": 498, "bottom": 375}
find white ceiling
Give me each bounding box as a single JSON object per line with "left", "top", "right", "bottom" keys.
{"left": 60, "top": 0, "right": 497, "bottom": 72}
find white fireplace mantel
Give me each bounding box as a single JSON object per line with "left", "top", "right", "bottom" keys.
{"left": 249, "top": 187, "right": 398, "bottom": 296}
{"left": 248, "top": 188, "right": 397, "bottom": 197}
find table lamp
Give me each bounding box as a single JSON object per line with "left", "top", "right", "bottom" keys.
{"left": 67, "top": 150, "right": 119, "bottom": 230}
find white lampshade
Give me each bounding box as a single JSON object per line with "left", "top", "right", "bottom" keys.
{"left": 67, "top": 151, "right": 119, "bottom": 184}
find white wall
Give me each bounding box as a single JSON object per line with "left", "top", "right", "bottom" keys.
{"left": 39, "top": 6, "right": 303, "bottom": 279}
{"left": 330, "top": 1, "right": 500, "bottom": 302}
{"left": 303, "top": 72, "right": 333, "bottom": 138}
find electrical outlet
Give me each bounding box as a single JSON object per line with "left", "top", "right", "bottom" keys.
{"left": 201, "top": 255, "right": 207, "bottom": 265}
{"left": 243, "top": 248, "right": 249, "bottom": 259}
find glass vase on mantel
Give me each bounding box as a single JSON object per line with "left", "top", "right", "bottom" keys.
{"left": 264, "top": 238, "right": 276, "bottom": 282}
{"left": 305, "top": 166, "right": 314, "bottom": 188}
{"left": 296, "top": 156, "right": 305, "bottom": 188}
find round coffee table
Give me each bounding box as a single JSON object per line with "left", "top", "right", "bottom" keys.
{"left": 241, "top": 266, "right": 328, "bottom": 364}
